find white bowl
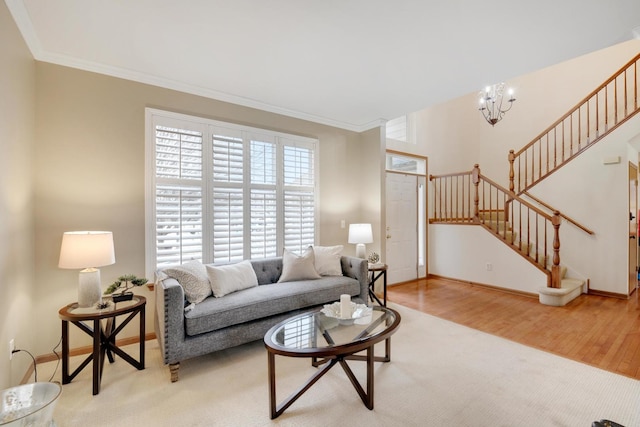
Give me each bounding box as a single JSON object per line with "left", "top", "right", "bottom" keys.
{"left": 321, "top": 301, "right": 372, "bottom": 321}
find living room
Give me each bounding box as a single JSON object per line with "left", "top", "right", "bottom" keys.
{"left": 2, "top": 1, "right": 640, "bottom": 425}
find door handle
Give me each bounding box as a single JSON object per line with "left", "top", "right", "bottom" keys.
{"left": 631, "top": 212, "right": 636, "bottom": 221}
{"left": 386, "top": 234, "right": 391, "bottom": 239}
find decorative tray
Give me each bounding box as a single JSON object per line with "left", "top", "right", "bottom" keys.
{"left": 321, "top": 302, "right": 372, "bottom": 321}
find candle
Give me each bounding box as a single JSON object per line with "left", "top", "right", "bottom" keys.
{"left": 340, "top": 294, "right": 351, "bottom": 319}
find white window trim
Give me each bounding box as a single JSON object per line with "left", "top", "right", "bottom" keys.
{"left": 145, "top": 108, "right": 319, "bottom": 277}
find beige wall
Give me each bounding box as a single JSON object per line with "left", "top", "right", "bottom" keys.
{"left": 32, "top": 63, "right": 373, "bottom": 358}
{"left": 389, "top": 39, "right": 640, "bottom": 295}
{"left": 0, "top": 1, "right": 36, "bottom": 389}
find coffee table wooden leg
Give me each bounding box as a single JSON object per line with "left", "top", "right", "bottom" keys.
{"left": 268, "top": 351, "right": 276, "bottom": 419}
{"left": 269, "top": 350, "right": 337, "bottom": 419}
{"left": 366, "top": 345, "right": 374, "bottom": 409}
{"left": 339, "top": 345, "right": 375, "bottom": 410}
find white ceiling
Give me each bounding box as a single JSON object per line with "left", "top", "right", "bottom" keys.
{"left": 6, "top": 0, "right": 640, "bottom": 131}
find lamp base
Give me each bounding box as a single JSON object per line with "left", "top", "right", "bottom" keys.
{"left": 78, "top": 268, "right": 102, "bottom": 307}
{"left": 355, "top": 243, "right": 367, "bottom": 259}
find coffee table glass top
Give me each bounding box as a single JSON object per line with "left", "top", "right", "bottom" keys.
{"left": 267, "top": 306, "right": 395, "bottom": 351}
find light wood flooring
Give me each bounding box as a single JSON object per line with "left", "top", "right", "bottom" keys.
{"left": 387, "top": 277, "right": 640, "bottom": 380}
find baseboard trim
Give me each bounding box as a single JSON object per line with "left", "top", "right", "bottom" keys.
{"left": 587, "top": 289, "right": 629, "bottom": 300}
{"left": 387, "top": 276, "right": 428, "bottom": 288}
{"left": 34, "top": 333, "right": 157, "bottom": 365}
{"left": 427, "top": 274, "right": 539, "bottom": 299}
{"left": 19, "top": 333, "right": 156, "bottom": 385}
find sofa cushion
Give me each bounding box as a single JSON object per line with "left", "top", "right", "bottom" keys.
{"left": 313, "top": 245, "right": 344, "bottom": 276}
{"left": 184, "top": 276, "right": 360, "bottom": 336}
{"left": 277, "top": 247, "right": 321, "bottom": 283}
{"left": 206, "top": 260, "right": 258, "bottom": 297}
{"left": 163, "top": 260, "right": 211, "bottom": 304}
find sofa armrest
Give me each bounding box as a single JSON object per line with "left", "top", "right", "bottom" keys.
{"left": 340, "top": 256, "right": 369, "bottom": 303}
{"left": 155, "top": 276, "right": 187, "bottom": 365}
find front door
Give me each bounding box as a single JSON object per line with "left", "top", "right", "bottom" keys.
{"left": 385, "top": 172, "right": 418, "bottom": 284}
{"left": 629, "top": 162, "right": 638, "bottom": 295}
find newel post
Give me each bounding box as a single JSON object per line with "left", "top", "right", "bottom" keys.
{"left": 508, "top": 150, "right": 515, "bottom": 193}
{"left": 551, "top": 210, "right": 562, "bottom": 288}
{"left": 472, "top": 164, "right": 480, "bottom": 223}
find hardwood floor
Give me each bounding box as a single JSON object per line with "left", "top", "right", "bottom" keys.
{"left": 387, "top": 277, "right": 640, "bottom": 380}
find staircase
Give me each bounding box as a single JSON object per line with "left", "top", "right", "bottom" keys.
{"left": 430, "top": 52, "right": 640, "bottom": 306}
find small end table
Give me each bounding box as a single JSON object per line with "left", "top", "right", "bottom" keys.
{"left": 58, "top": 295, "right": 146, "bottom": 395}
{"left": 368, "top": 264, "right": 388, "bottom": 306}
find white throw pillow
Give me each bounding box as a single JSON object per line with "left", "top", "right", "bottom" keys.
{"left": 312, "top": 245, "right": 343, "bottom": 276}
{"left": 278, "top": 247, "right": 321, "bottom": 283}
{"left": 163, "top": 260, "right": 211, "bottom": 304}
{"left": 206, "top": 260, "right": 259, "bottom": 297}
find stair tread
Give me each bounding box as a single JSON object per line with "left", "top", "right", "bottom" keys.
{"left": 539, "top": 278, "right": 584, "bottom": 295}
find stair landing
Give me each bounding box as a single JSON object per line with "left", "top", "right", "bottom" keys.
{"left": 538, "top": 278, "right": 584, "bottom": 306}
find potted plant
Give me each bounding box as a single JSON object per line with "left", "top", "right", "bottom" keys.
{"left": 104, "top": 274, "right": 148, "bottom": 302}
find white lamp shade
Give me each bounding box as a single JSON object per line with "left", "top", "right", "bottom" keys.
{"left": 59, "top": 231, "right": 115, "bottom": 307}
{"left": 59, "top": 231, "right": 115, "bottom": 269}
{"left": 348, "top": 224, "right": 373, "bottom": 244}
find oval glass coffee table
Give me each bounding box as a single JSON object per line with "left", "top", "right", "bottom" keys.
{"left": 264, "top": 305, "right": 401, "bottom": 419}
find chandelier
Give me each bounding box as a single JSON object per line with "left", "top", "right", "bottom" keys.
{"left": 478, "top": 83, "right": 516, "bottom": 126}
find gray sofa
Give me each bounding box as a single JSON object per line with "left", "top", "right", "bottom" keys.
{"left": 154, "top": 255, "right": 369, "bottom": 382}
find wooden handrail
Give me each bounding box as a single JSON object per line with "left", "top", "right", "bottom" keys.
{"left": 431, "top": 164, "right": 561, "bottom": 287}
{"left": 513, "top": 53, "right": 640, "bottom": 159}
{"left": 429, "top": 54, "right": 640, "bottom": 290}
{"left": 522, "top": 191, "right": 595, "bottom": 235}
{"left": 429, "top": 169, "right": 474, "bottom": 180}
{"left": 509, "top": 53, "right": 640, "bottom": 194}
{"left": 479, "top": 175, "right": 552, "bottom": 221}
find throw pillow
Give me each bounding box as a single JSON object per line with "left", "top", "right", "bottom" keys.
{"left": 206, "top": 260, "right": 259, "bottom": 298}
{"left": 312, "top": 245, "right": 343, "bottom": 276}
{"left": 163, "top": 260, "right": 211, "bottom": 304}
{"left": 278, "top": 247, "right": 321, "bottom": 283}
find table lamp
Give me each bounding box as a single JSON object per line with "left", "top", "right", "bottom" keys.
{"left": 59, "top": 231, "right": 116, "bottom": 307}
{"left": 348, "top": 223, "right": 373, "bottom": 259}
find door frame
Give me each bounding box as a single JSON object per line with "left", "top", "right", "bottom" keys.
{"left": 629, "top": 161, "right": 638, "bottom": 295}
{"left": 384, "top": 150, "right": 428, "bottom": 282}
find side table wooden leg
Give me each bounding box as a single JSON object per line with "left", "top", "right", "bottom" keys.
{"left": 93, "top": 319, "right": 100, "bottom": 395}
{"left": 139, "top": 304, "right": 145, "bottom": 369}
{"left": 383, "top": 270, "right": 387, "bottom": 306}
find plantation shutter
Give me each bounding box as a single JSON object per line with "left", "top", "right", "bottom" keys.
{"left": 154, "top": 125, "right": 204, "bottom": 267}
{"left": 146, "top": 109, "right": 318, "bottom": 275}
{"left": 283, "top": 143, "right": 315, "bottom": 253}
{"left": 250, "top": 138, "right": 277, "bottom": 258}
{"left": 212, "top": 130, "right": 244, "bottom": 263}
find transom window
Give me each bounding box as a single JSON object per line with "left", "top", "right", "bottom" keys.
{"left": 145, "top": 109, "right": 318, "bottom": 275}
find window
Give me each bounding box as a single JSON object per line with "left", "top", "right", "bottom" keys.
{"left": 385, "top": 114, "right": 415, "bottom": 144}
{"left": 385, "top": 152, "right": 426, "bottom": 175}
{"left": 145, "top": 109, "right": 318, "bottom": 275}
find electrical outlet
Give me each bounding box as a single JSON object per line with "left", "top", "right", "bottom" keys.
{"left": 486, "top": 263, "right": 493, "bottom": 271}
{"left": 9, "top": 339, "right": 15, "bottom": 360}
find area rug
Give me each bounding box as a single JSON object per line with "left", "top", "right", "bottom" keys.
{"left": 42, "top": 303, "right": 640, "bottom": 426}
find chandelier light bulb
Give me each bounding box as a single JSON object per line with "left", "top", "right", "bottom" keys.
{"left": 478, "top": 82, "right": 516, "bottom": 126}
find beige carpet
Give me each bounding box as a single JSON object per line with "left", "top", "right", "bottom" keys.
{"left": 41, "top": 303, "right": 640, "bottom": 426}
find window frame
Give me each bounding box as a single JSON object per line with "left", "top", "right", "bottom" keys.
{"left": 145, "top": 108, "right": 319, "bottom": 277}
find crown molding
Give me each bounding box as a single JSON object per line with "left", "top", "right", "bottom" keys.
{"left": 6, "top": 0, "right": 384, "bottom": 133}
